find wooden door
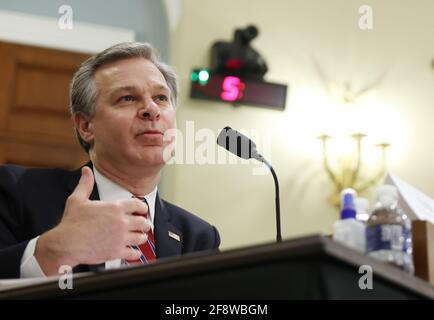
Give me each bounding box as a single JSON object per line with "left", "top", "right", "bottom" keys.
{"left": 0, "top": 41, "right": 90, "bottom": 169}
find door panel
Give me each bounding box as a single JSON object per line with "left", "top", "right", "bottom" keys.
{"left": 0, "top": 41, "right": 90, "bottom": 169}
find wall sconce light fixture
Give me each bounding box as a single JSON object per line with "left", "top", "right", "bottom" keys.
{"left": 319, "top": 132, "right": 390, "bottom": 206}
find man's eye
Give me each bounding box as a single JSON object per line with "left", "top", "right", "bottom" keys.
{"left": 155, "top": 95, "right": 168, "bottom": 102}
{"left": 120, "top": 95, "right": 136, "bottom": 102}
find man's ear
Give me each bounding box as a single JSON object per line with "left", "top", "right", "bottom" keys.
{"left": 73, "top": 112, "right": 94, "bottom": 144}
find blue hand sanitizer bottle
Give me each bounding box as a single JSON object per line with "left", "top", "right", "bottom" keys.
{"left": 333, "top": 188, "right": 366, "bottom": 253}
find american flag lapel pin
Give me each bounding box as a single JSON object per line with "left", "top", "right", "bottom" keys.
{"left": 168, "top": 231, "right": 181, "bottom": 242}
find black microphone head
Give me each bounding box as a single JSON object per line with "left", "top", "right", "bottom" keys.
{"left": 217, "top": 126, "right": 258, "bottom": 160}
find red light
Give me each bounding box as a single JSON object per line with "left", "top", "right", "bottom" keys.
{"left": 220, "top": 76, "right": 245, "bottom": 102}
{"left": 224, "top": 59, "right": 242, "bottom": 69}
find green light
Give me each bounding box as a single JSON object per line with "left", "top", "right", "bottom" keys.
{"left": 191, "top": 71, "right": 198, "bottom": 82}
{"left": 198, "top": 70, "right": 210, "bottom": 82}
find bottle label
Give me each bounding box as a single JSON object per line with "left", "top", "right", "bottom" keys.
{"left": 366, "top": 224, "right": 410, "bottom": 252}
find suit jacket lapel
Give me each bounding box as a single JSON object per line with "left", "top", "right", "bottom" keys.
{"left": 154, "top": 193, "right": 183, "bottom": 258}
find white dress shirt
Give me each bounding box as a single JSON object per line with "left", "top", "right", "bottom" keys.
{"left": 20, "top": 166, "right": 157, "bottom": 278}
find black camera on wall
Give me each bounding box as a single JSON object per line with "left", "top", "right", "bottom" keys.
{"left": 210, "top": 25, "right": 268, "bottom": 80}
{"left": 190, "top": 25, "right": 287, "bottom": 110}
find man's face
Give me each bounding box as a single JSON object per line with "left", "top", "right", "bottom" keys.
{"left": 85, "top": 57, "right": 176, "bottom": 169}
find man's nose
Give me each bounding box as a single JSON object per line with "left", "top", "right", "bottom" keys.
{"left": 138, "top": 98, "right": 160, "bottom": 120}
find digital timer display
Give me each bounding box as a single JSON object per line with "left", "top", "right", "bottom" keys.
{"left": 190, "top": 69, "right": 287, "bottom": 110}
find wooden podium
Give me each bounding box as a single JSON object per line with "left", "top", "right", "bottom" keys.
{"left": 1, "top": 235, "right": 433, "bottom": 299}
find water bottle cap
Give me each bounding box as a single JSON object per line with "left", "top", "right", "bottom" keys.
{"left": 376, "top": 185, "right": 398, "bottom": 202}
{"left": 355, "top": 197, "right": 370, "bottom": 211}
{"left": 340, "top": 188, "right": 356, "bottom": 208}
{"left": 341, "top": 208, "right": 357, "bottom": 219}
{"left": 340, "top": 188, "right": 357, "bottom": 219}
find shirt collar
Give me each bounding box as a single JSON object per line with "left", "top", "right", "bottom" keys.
{"left": 92, "top": 166, "right": 157, "bottom": 225}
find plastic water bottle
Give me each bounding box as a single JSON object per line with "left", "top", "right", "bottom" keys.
{"left": 333, "top": 188, "right": 366, "bottom": 253}
{"left": 366, "top": 185, "right": 414, "bottom": 274}
{"left": 355, "top": 197, "right": 370, "bottom": 223}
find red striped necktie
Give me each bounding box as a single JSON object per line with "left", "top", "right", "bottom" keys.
{"left": 126, "top": 196, "right": 156, "bottom": 265}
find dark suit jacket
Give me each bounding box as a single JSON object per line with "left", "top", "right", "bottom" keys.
{"left": 0, "top": 163, "right": 220, "bottom": 279}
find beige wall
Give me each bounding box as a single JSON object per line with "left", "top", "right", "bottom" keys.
{"left": 161, "top": 0, "right": 434, "bottom": 250}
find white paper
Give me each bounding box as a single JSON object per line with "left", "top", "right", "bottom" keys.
{"left": 385, "top": 173, "right": 434, "bottom": 224}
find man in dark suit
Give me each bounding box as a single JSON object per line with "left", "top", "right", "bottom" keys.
{"left": 0, "top": 42, "right": 220, "bottom": 279}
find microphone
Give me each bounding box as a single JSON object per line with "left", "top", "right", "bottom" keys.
{"left": 217, "top": 126, "right": 282, "bottom": 242}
